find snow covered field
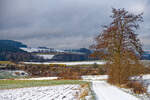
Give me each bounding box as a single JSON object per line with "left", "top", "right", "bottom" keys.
{"left": 20, "top": 47, "right": 40, "bottom": 52}
{"left": 14, "top": 77, "right": 58, "bottom": 80}
{"left": 82, "top": 75, "right": 108, "bottom": 80}
{"left": 36, "top": 54, "right": 54, "bottom": 59}
{"left": 24, "top": 61, "right": 106, "bottom": 65}
{"left": 0, "top": 85, "right": 81, "bottom": 100}
{"left": 1, "top": 75, "right": 150, "bottom": 100}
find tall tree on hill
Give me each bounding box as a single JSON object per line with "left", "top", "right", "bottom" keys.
{"left": 91, "top": 8, "right": 144, "bottom": 85}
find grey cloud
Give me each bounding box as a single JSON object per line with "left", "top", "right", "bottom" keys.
{"left": 0, "top": 0, "right": 150, "bottom": 49}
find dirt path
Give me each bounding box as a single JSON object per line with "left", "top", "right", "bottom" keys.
{"left": 92, "top": 81, "right": 139, "bottom": 100}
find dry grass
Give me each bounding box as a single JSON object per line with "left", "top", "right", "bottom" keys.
{"left": 79, "top": 83, "right": 89, "bottom": 99}
{"left": 80, "top": 83, "right": 89, "bottom": 88}
{"left": 0, "top": 61, "right": 14, "bottom": 65}
{"left": 80, "top": 89, "right": 89, "bottom": 99}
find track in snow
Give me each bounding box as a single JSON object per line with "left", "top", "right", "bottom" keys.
{"left": 92, "top": 81, "right": 139, "bottom": 100}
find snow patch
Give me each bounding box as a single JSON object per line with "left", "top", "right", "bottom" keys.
{"left": 82, "top": 75, "right": 108, "bottom": 80}
{"left": 15, "top": 77, "right": 58, "bottom": 80}
{"left": 24, "top": 61, "right": 106, "bottom": 65}
{"left": 36, "top": 54, "right": 54, "bottom": 59}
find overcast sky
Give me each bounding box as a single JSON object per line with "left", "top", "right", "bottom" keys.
{"left": 0, "top": 0, "right": 150, "bottom": 49}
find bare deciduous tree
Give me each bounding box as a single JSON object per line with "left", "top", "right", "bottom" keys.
{"left": 91, "top": 8, "right": 144, "bottom": 85}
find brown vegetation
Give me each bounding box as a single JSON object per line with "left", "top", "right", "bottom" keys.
{"left": 126, "top": 81, "right": 147, "bottom": 94}
{"left": 80, "top": 83, "right": 89, "bottom": 99}
{"left": 15, "top": 64, "right": 106, "bottom": 79}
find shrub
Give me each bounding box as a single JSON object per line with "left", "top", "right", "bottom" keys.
{"left": 126, "top": 81, "right": 147, "bottom": 94}
{"left": 58, "top": 68, "right": 81, "bottom": 79}
{"left": 98, "top": 66, "right": 107, "bottom": 75}
{"left": 15, "top": 64, "right": 104, "bottom": 78}
{"left": 93, "top": 63, "right": 98, "bottom": 68}
{"left": 80, "top": 83, "right": 89, "bottom": 99}
{"left": 14, "top": 72, "right": 20, "bottom": 76}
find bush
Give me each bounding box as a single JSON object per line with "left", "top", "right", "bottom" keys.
{"left": 107, "top": 63, "right": 145, "bottom": 85}
{"left": 126, "top": 81, "right": 147, "bottom": 94}
{"left": 15, "top": 64, "right": 104, "bottom": 78}
{"left": 58, "top": 68, "right": 81, "bottom": 79}
{"left": 14, "top": 72, "right": 20, "bottom": 76}
{"left": 98, "top": 66, "right": 107, "bottom": 75}
{"left": 93, "top": 63, "right": 98, "bottom": 68}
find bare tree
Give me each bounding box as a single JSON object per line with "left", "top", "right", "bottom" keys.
{"left": 91, "top": 8, "right": 144, "bottom": 85}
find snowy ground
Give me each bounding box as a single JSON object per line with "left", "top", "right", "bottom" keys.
{"left": 24, "top": 61, "right": 106, "bottom": 65}
{"left": 82, "top": 75, "right": 108, "bottom": 80}
{"left": 36, "top": 54, "right": 54, "bottom": 59}
{"left": 82, "top": 75, "right": 150, "bottom": 100}
{"left": 92, "top": 81, "right": 139, "bottom": 100}
{"left": 0, "top": 85, "right": 81, "bottom": 100}
{"left": 1, "top": 75, "right": 150, "bottom": 100}
{"left": 82, "top": 75, "right": 150, "bottom": 94}
{"left": 14, "top": 77, "right": 58, "bottom": 80}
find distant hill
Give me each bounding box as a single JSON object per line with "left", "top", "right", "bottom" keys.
{"left": 21, "top": 47, "right": 94, "bottom": 61}
{"left": 141, "top": 50, "right": 150, "bottom": 60}
{"left": 21, "top": 47, "right": 92, "bottom": 55}
{"left": 0, "top": 40, "right": 27, "bottom": 48}
{"left": 51, "top": 53, "right": 89, "bottom": 61}
{"left": 1, "top": 40, "right": 148, "bottom": 61}
{"left": 0, "top": 40, "right": 27, "bottom": 52}
{"left": 0, "top": 40, "right": 35, "bottom": 62}
{"left": 64, "top": 48, "right": 92, "bottom": 55}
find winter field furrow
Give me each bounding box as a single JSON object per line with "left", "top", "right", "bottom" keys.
{"left": 0, "top": 85, "right": 81, "bottom": 100}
